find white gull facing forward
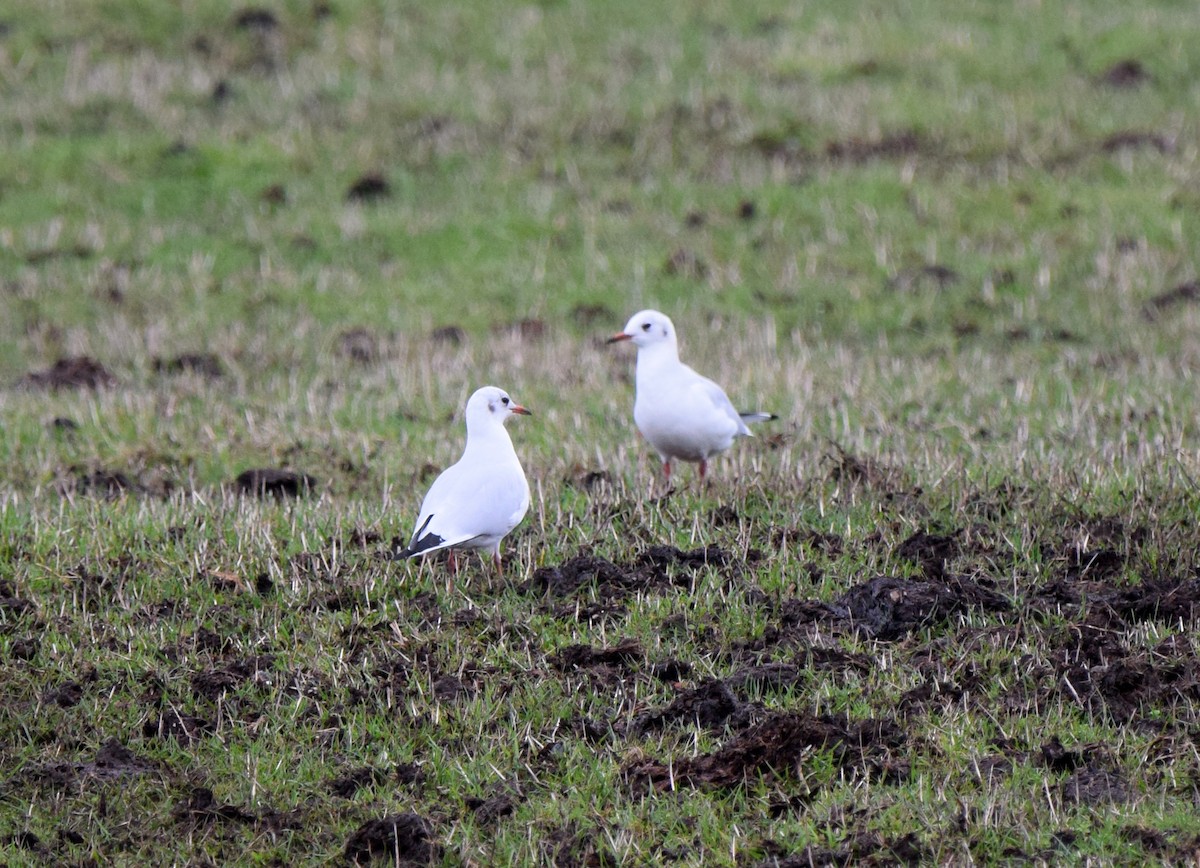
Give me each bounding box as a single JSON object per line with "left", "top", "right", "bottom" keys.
{"left": 395, "top": 386, "right": 531, "bottom": 571}
{"left": 608, "top": 310, "right": 775, "bottom": 482}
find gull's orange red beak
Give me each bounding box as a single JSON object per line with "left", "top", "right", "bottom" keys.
{"left": 607, "top": 332, "right": 633, "bottom": 344}
{"left": 510, "top": 404, "right": 532, "bottom": 416}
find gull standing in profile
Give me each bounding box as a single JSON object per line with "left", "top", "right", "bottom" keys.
{"left": 608, "top": 310, "right": 775, "bottom": 483}
{"left": 394, "top": 386, "right": 532, "bottom": 572}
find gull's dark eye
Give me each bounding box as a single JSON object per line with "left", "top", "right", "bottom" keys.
{"left": 501, "top": 396, "right": 510, "bottom": 405}
{"left": 641, "top": 322, "right": 651, "bottom": 332}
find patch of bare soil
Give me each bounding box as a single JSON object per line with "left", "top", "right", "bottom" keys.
{"left": 344, "top": 813, "right": 441, "bottom": 865}
{"left": 18, "top": 739, "right": 161, "bottom": 790}
{"left": 346, "top": 172, "right": 391, "bottom": 201}
{"left": 233, "top": 468, "right": 316, "bottom": 497}
{"left": 1099, "top": 59, "right": 1150, "bottom": 88}
{"left": 754, "top": 831, "right": 925, "bottom": 867}
{"left": 551, "top": 638, "right": 644, "bottom": 674}
{"left": 1142, "top": 280, "right": 1200, "bottom": 320}
{"left": 830, "top": 574, "right": 1011, "bottom": 640}
{"left": 153, "top": 352, "right": 224, "bottom": 377}
{"left": 337, "top": 327, "right": 381, "bottom": 363}
{"left": 173, "top": 785, "right": 305, "bottom": 835}
{"left": 69, "top": 467, "right": 141, "bottom": 498}
{"left": 22, "top": 356, "right": 115, "bottom": 389}
{"left": 664, "top": 247, "right": 708, "bottom": 279}
{"left": 625, "top": 712, "right": 908, "bottom": 790}
{"left": 825, "top": 130, "right": 923, "bottom": 162}
{"left": 628, "top": 679, "right": 756, "bottom": 736}
{"left": 1101, "top": 130, "right": 1173, "bottom": 154}
{"left": 523, "top": 547, "right": 729, "bottom": 601}
{"left": 329, "top": 764, "right": 424, "bottom": 799}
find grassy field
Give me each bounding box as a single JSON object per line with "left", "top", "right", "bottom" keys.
{"left": 3, "top": 0, "right": 1200, "bottom": 864}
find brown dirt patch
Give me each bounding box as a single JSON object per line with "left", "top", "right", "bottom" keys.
{"left": 625, "top": 712, "right": 908, "bottom": 790}
{"left": 344, "top": 813, "right": 441, "bottom": 865}
{"left": 152, "top": 353, "right": 224, "bottom": 377}
{"left": 233, "top": 468, "right": 316, "bottom": 497}
{"left": 22, "top": 356, "right": 116, "bottom": 390}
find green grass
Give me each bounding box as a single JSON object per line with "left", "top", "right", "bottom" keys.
{"left": 3, "top": 0, "right": 1200, "bottom": 864}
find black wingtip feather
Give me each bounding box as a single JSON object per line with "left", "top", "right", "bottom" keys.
{"left": 393, "top": 514, "right": 444, "bottom": 559}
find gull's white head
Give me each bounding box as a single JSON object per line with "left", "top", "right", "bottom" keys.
{"left": 465, "top": 386, "right": 532, "bottom": 429}
{"left": 608, "top": 309, "right": 677, "bottom": 350}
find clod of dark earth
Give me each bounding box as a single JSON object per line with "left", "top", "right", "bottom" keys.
{"left": 625, "top": 711, "right": 908, "bottom": 790}
{"left": 825, "top": 129, "right": 922, "bottom": 162}
{"left": 1060, "top": 766, "right": 1130, "bottom": 805}
{"left": 1099, "top": 58, "right": 1150, "bottom": 88}
{"left": 830, "top": 574, "right": 1011, "bottom": 640}
{"left": 22, "top": 356, "right": 116, "bottom": 390}
{"left": 628, "top": 679, "right": 756, "bottom": 736}
{"left": 346, "top": 173, "right": 391, "bottom": 201}
{"left": 71, "top": 468, "right": 141, "bottom": 498}
{"left": 234, "top": 468, "right": 317, "bottom": 497}
{"left": 232, "top": 7, "right": 278, "bottom": 30}
{"left": 259, "top": 181, "right": 287, "bottom": 204}
{"left": 21, "top": 739, "right": 161, "bottom": 790}
{"left": 524, "top": 546, "right": 732, "bottom": 601}
{"left": 464, "top": 793, "right": 517, "bottom": 825}
{"left": 344, "top": 813, "right": 441, "bottom": 866}
{"left": 152, "top": 352, "right": 225, "bottom": 378}
{"left": 1142, "top": 280, "right": 1200, "bottom": 320}
{"left": 494, "top": 317, "right": 546, "bottom": 340}
{"left": 754, "top": 831, "right": 926, "bottom": 867}
{"left": 174, "top": 786, "right": 256, "bottom": 826}
{"left": 1101, "top": 130, "right": 1173, "bottom": 154}
{"left": 551, "top": 638, "right": 644, "bottom": 672}
{"left": 337, "top": 327, "right": 380, "bottom": 363}
{"left": 894, "top": 529, "right": 960, "bottom": 578}
{"left": 430, "top": 324, "right": 466, "bottom": 345}
{"left": 664, "top": 247, "right": 707, "bottom": 279}
{"left": 888, "top": 263, "right": 960, "bottom": 293}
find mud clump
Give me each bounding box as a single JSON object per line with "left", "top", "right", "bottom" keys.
{"left": 1143, "top": 281, "right": 1200, "bottom": 320}
{"left": 1060, "top": 766, "right": 1129, "bottom": 805}
{"left": 527, "top": 547, "right": 729, "bottom": 603}
{"left": 153, "top": 353, "right": 224, "bottom": 378}
{"left": 638, "top": 545, "right": 731, "bottom": 568}
{"left": 629, "top": 679, "right": 755, "bottom": 736}
{"left": 337, "top": 328, "right": 380, "bottom": 363}
{"left": 894, "top": 530, "right": 960, "bottom": 578}
{"left": 232, "top": 8, "right": 278, "bottom": 30}
{"left": 664, "top": 247, "right": 707, "bottom": 279}
{"left": 755, "top": 831, "right": 925, "bottom": 867}
{"left": 346, "top": 173, "right": 391, "bottom": 202}
{"left": 21, "top": 739, "right": 160, "bottom": 790}
{"left": 625, "top": 712, "right": 907, "bottom": 790}
{"left": 234, "top": 468, "right": 316, "bottom": 498}
{"left": 143, "top": 710, "right": 212, "bottom": 746}
{"left": 22, "top": 356, "right": 115, "bottom": 390}
{"left": 72, "top": 468, "right": 140, "bottom": 498}
{"left": 826, "top": 130, "right": 921, "bottom": 162}
{"left": 832, "top": 575, "right": 1010, "bottom": 640}
{"left": 344, "top": 813, "right": 440, "bottom": 865}
{"left": 1099, "top": 59, "right": 1150, "bottom": 88}
{"left": 174, "top": 786, "right": 256, "bottom": 826}
{"left": 551, "top": 638, "right": 644, "bottom": 673}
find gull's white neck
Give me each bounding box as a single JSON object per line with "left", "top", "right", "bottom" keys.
{"left": 463, "top": 417, "right": 516, "bottom": 460}
{"left": 635, "top": 340, "right": 681, "bottom": 383}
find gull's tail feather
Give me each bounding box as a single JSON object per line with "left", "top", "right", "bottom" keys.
{"left": 392, "top": 515, "right": 444, "bottom": 559}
